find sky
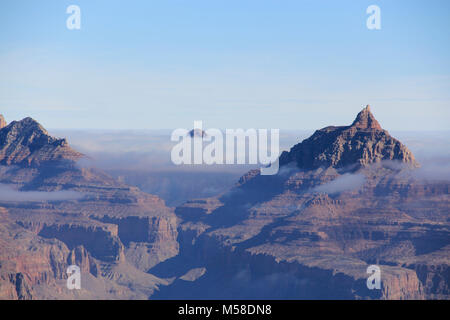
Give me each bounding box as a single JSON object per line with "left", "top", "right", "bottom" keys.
{"left": 1, "top": 0, "right": 449, "bottom": 131}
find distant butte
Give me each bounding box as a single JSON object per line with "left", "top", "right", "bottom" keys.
{"left": 188, "top": 128, "right": 207, "bottom": 138}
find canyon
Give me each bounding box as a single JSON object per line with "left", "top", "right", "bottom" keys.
{"left": 0, "top": 106, "right": 448, "bottom": 299}
{"left": 157, "top": 106, "right": 449, "bottom": 299}
{"left": 0, "top": 115, "right": 178, "bottom": 299}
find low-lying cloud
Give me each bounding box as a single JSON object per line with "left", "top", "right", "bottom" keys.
{"left": 313, "top": 173, "right": 365, "bottom": 194}
{"left": 0, "top": 184, "right": 84, "bottom": 202}
{"left": 412, "top": 158, "right": 450, "bottom": 181}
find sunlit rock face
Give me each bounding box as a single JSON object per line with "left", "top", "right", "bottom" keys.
{"left": 0, "top": 115, "right": 6, "bottom": 129}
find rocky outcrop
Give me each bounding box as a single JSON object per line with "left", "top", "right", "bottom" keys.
{"left": 279, "top": 105, "right": 418, "bottom": 170}
{"left": 67, "top": 245, "right": 99, "bottom": 276}
{"left": 175, "top": 199, "right": 223, "bottom": 221}
{"left": 38, "top": 223, "right": 124, "bottom": 262}
{"left": 98, "top": 215, "right": 179, "bottom": 271}
{"left": 0, "top": 207, "right": 70, "bottom": 299}
{"left": 0, "top": 117, "right": 83, "bottom": 166}
{"left": 0, "top": 114, "right": 6, "bottom": 129}
{"left": 351, "top": 105, "right": 382, "bottom": 129}
{"left": 396, "top": 246, "right": 450, "bottom": 299}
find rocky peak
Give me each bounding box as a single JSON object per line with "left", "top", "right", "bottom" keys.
{"left": 188, "top": 129, "right": 207, "bottom": 138}
{"left": 0, "top": 116, "right": 83, "bottom": 166}
{"left": 279, "top": 106, "right": 418, "bottom": 170}
{"left": 350, "top": 105, "right": 382, "bottom": 130}
{"left": 0, "top": 114, "right": 6, "bottom": 129}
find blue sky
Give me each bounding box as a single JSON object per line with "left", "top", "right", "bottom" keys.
{"left": 1, "top": 0, "right": 449, "bottom": 130}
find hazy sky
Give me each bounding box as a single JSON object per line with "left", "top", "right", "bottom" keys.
{"left": 1, "top": 0, "right": 449, "bottom": 130}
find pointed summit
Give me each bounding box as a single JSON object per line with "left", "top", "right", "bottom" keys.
{"left": 279, "top": 105, "right": 418, "bottom": 170}
{"left": 188, "top": 128, "right": 207, "bottom": 138}
{"left": 350, "top": 105, "right": 382, "bottom": 130}
{"left": 0, "top": 116, "right": 83, "bottom": 166}
{"left": 0, "top": 114, "right": 6, "bottom": 129}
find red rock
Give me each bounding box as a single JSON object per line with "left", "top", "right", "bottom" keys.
{"left": 0, "top": 114, "right": 6, "bottom": 129}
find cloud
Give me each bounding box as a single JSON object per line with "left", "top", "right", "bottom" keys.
{"left": 313, "top": 173, "right": 365, "bottom": 194}
{"left": 57, "top": 130, "right": 257, "bottom": 173}
{"left": 412, "top": 159, "right": 450, "bottom": 181}
{"left": 0, "top": 184, "right": 84, "bottom": 202}
{"left": 378, "top": 157, "right": 450, "bottom": 182}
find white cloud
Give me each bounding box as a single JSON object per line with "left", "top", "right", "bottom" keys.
{"left": 313, "top": 173, "right": 365, "bottom": 194}
{"left": 0, "top": 184, "right": 84, "bottom": 202}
